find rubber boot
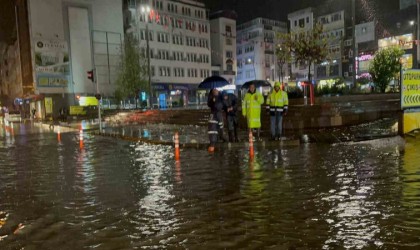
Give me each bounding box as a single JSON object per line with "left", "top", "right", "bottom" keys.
{"left": 218, "top": 128, "right": 227, "bottom": 142}
{"left": 256, "top": 129, "right": 261, "bottom": 141}
{"left": 234, "top": 127, "right": 239, "bottom": 142}
{"left": 228, "top": 131, "right": 234, "bottom": 143}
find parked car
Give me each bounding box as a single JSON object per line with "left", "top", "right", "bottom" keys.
{"left": 5, "top": 111, "right": 22, "bottom": 123}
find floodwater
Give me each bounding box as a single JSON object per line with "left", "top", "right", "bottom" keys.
{"left": 1, "top": 123, "right": 420, "bottom": 249}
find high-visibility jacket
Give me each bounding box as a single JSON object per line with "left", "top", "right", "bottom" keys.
{"left": 266, "top": 90, "right": 288, "bottom": 115}
{"left": 242, "top": 91, "right": 264, "bottom": 128}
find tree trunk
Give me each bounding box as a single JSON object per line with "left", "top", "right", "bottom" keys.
{"left": 308, "top": 61, "right": 312, "bottom": 82}
{"left": 280, "top": 65, "right": 283, "bottom": 83}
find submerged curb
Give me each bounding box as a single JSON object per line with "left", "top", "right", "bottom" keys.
{"left": 92, "top": 130, "right": 301, "bottom": 150}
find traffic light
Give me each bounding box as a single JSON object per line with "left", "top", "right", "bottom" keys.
{"left": 87, "top": 70, "right": 94, "bottom": 82}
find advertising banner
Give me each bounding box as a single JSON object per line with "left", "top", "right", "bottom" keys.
{"left": 402, "top": 69, "right": 420, "bottom": 109}
{"left": 378, "top": 34, "right": 413, "bottom": 50}
{"left": 34, "top": 39, "right": 70, "bottom": 87}
{"left": 44, "top": 97, "right": 53, "bottom": 115}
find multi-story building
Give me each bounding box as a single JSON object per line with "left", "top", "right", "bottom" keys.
{"left": 288, "top": 8, "right": 315, "bottom": 82}
{"left": 380, "top": 5, "right": 417, "bottom": 68}
{"left": 125, "top": 0, "right": 211, "bottom": 107}
{"left": 288, "top": 7, "right": 357, "bottom": 86}
{"left": 0, "top": 40, "right": 23, "bottom": 106}
{"left": 236, "top": 18, "right": 287, "bottom": 87}
{"left": 400, "top": 0, "right": 416, "bottom": 10}
{"left": 0, "top": 42, "right": 10, "bottom": 102}
{"left": 209, "top": 10, "right": 237, "bottom": 87}
{"left": 1, "top": 0, "right": 124, "bottom": 118}
{"left": 315, "top": 10, "right": 346, "bottom": 85}
{"left": 355, "top": 21, "right": 376, "bottom": 80}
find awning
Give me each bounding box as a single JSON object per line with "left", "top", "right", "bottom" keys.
{"left": 22, "top": 94, "right": 45, "bottom": 101}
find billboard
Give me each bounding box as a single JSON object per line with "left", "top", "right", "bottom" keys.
{"left": 378, "top": 34, "right": 413, "bottom": 50}
{"left": 34, "top": 39, "right": 70, "bottom": 87}
{"left": 402, "top": 69, "right": 420, "bottom": 109}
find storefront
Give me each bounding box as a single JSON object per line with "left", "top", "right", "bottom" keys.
{"left": 153, "top": 83, "right": 198, "bottom": 108}
{"left": 378, "top": 34, "right": 415, "bottom": 69}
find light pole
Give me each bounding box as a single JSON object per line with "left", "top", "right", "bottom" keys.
{"left": 141, "top": 5, "right": 152, "bottom": 108}
{"left": 352, "top": 0, "right": 357, "bottom": 86}
{"left": 417, "top": 1, "right": 420, "bottom": 68}
{"left": 399, "top": 57, "right": 403, "bottom": 93}
{"left": 410, "top": 20, "right": 418, "bottom": 69}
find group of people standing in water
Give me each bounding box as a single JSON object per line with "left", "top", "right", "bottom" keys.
{"left": 207, "top": 82, "right": 288, "bottom": 151}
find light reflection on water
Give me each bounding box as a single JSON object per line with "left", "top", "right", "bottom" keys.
{"left": 0, "top": 126, "right": 420, "bottom": 249}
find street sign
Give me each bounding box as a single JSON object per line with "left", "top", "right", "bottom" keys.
{"left": 402, "top": 69, "right": 420, "bottom": 109}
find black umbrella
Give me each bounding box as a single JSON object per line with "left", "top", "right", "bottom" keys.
{"left": 240, "top": 80, "right": 272, "bottom": 89}
{"left": 198, "top": 76, "right": 230, "bottom": 90}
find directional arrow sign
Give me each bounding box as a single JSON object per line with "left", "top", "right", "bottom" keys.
{"left": 402, "top": 70, "right": 420, "bottom": 109}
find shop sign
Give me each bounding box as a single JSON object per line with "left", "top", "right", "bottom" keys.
{"left": 44, "top": 97, "right": 53, "bottom": 115}
{"left": 402, "top": 69, "right": 420, "bottom": 109}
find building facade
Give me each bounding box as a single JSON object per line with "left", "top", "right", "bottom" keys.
{"left": 355, "top": 21, "right": 376, "bottom": 80}
{"left": 28, "top": 0, "right": 124, "bottom": 113}
{"left": 315, "top": 10, "right": 346, "bottom": 86}
{"left": 0, "top": 40, "right": 23, "bottom": 107}
{"left": 209, "top": 10, "right": 237, "bottom": 87}
{"left": 0, "top": 0, "right": 124, "bottom": 118}
{"left": 236, "top": 18, "right": 287, "bottom": 86}
{"left": 400, "top": 0, "right": 416, "bottom": 10}
{"left": 288, "top": 8, "right": 315, "bottom": 82}
{"left": 125, "top": 0, "right": 211, "bottom": 107}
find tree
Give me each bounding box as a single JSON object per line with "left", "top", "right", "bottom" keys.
{"left": 280, "top": 24, "right": 329, "bottom": 82}
{"left": 275, "top": 37, "right": 292, "bottom": 83}
{"left": 369, "top": 46, "right": 404, "bottom": 93}
{"left": 115, "top": 33, "right": 148, "bottom": 108}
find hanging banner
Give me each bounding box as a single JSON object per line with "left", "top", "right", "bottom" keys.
{"left": 34, "top": 39, "right": 70, "bottom": 87}
{"left": 44, "top": 97, "right": 53, "bottom": 115}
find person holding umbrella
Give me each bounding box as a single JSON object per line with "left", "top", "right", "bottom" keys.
{"left": 242, "top": 83, "right": 264, "bottom": 141}
{"left": 266, "top": 82, "right": 289, "bottom": 140}
{"left": 222, "top": 91, "right": 239, "bottom": 142}
{"left": 207, "top": 88, "right": 227, "bottom": 152}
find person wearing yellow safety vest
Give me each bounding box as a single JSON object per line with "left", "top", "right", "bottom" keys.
{"left": 242, "top": 83, "right": 264, "bottom": 141}
{"left": 266, "top": 82, "right": 288, "bottom": 140}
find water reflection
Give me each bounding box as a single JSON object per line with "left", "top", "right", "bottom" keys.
{"left": 0, "top": 126, "right": 420, "bottom": 249}
{"left": 129, "top": 143, "right": 179, "bottom": 246}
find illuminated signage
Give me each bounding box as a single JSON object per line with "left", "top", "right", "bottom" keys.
{"left": 357, "top": 54, "right": 373, "bottom": 61}
{"left": 402, "top": 69, "right": 420, "bottom": 109}
{"left": 378, "top": 34, "right": 413, "bottom": 50}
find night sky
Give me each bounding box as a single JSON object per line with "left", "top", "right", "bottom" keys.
{"left": 0, "top": 0, "right": 15, "bottom": 43}
{"left": 202, "top": 0, "right": 398, "bottom": 23}
{"left": 0, "top": 0, "right": 400, "bottom": 43}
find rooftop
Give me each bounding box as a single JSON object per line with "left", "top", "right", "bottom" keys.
{"left": 209, "top": 10, "right": 237, "bottom": 20}
{"left": 237, "top": 17, "right": 287, "bottom": 31}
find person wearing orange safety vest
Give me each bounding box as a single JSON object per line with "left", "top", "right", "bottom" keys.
{"left": 266, "top": 82, "right": 288, "bottom": 140}
{"left": 242, "top": 83, "right": 264, "bottom": 141}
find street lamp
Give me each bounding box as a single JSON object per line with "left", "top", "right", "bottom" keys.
{"left": 141, "top": 5, "right": 152, "bottom": 108}
{"left": 247, "top": 58, "right": 256, "bottom": 80}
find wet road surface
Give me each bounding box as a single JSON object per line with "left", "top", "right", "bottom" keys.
{"left": 1, "top": 123, "right": 420, "bottom": 249}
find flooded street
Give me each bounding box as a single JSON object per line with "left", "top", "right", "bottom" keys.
{"left": 1, "top": 124, "right": 420, "bottom": 249}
